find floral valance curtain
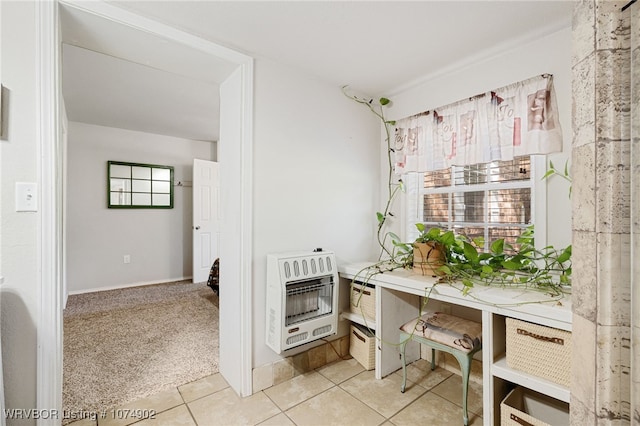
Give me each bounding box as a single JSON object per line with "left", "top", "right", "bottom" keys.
{"left": 393, "top": 74, "right": 562, "bottom": 174}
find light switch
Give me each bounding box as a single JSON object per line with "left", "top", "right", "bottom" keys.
{"left": 15, "top": 182, "right": 38, "bottom": 212}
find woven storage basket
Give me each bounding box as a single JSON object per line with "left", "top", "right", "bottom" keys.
{"left": 501, "top": 387, "right": 569, "bottom": 426}
{"left": 350, "top": 282, "right": 376, "bottom": 322}
{"left": 349, "top": 324, "right": 375, "bottom": 370}
{"left": 506, "top": 318, "right": 571, "bottom": 387}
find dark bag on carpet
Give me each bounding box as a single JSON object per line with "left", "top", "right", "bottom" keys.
{"left": 207, "top": 258, "right": 220, "bottom": 294}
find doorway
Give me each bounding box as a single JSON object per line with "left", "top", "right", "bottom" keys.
{"left": 39, "top": 0, "right": 254, "bottom": 413}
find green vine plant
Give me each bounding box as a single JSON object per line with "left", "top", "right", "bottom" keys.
{"left": 437, "top": 225, "right": 572, "bottom": 300}
{"left": 341, "top": 86, "right": 412, "bottom": 271}
{"left": 343, "top": 88, "right": 572, "bottom": 328}
{"left": 342, "top": 86, "right": 413, "bottom": 341}
{"left": 542, "top": 159, "right": 572, "bottom": 197}
{"left": 400, "top": 222, "right": 572, "bottom": 302}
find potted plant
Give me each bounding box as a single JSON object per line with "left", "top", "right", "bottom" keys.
{"left": 412, "top": 224, "right": 456, "bottom": 276}
{"left": 438, "top": 227, "right": 572, "bottom": 296}
{"left": 342, "top": 86, "right": 572, "bottom": 295}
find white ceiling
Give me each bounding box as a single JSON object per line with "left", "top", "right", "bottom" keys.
{"left": 60, "top": 4, "right": 234, "bottom": 141}
{"left": 61, "top": 1, "right": 574, "bottom": 142}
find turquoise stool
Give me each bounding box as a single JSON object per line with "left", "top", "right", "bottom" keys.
{"left": 399, "top": 311, "right": 482, "bottom": 426}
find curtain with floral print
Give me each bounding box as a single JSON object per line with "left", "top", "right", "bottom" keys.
{"left": 393, "top": 74, "right": 562, "bottom": 174}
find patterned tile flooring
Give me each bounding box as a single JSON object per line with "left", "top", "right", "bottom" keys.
{"left": 69, "top": 358, "right": 483, "bottom": 426}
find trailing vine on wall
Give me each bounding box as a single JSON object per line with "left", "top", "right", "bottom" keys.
{"left": 342, "top": 86, "right": 412, "bottom": 270}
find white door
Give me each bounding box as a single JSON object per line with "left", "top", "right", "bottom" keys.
{"left": 193, "top": 159, "right": 219, "bottom": 283}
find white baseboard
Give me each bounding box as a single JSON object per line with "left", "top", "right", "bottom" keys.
{"left": 67, "top": 276, "right": 194, "bottom": 296}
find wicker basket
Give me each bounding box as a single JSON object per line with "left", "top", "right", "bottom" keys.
{"left": 501, "top": 387, "right": 569, "bottom": 426}
{"left": 350, "top": 282, "right": 376, "bottom": 322}
{"left": 349, "top": 324, "right": 375, "bottom": 370}
{"left": 506, "top": 318, "right": 571, "bottom": 387}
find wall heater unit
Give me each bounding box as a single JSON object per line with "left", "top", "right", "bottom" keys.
{"left": 266, "top": 250, "right": 339, "bottom": 354}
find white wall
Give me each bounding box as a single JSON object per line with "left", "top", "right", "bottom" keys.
{"left": 0, "top": 1, "right": 39, "bottom": 420}
{"left": 385, "top": 27, "right": 573, "bottom": 250}
{"left": 66, "top": 122, "right": 215, "bottom": 293}
{"left": 252, "top": 57, "right": 381, "bottom": 367}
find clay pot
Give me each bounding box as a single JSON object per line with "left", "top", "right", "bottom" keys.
{"left": 412, "top": 241, "right": 446, "bottom": 276}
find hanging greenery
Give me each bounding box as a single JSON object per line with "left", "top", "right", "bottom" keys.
{"left": 437, "top": 225, "right": 572, "bottom": 297}
{"left": 342, "top": 86, "right": 412, "bottom": 270}
{"left": 342, "top": 87, "right": 571, "bottom": 304}
{"left": 542, "top": 159, "right": 572, "bottom": 197}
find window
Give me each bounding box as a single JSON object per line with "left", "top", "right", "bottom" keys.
{"left": 108, "top": 161, "right": 174, "bottom": 208}
{"left": 408, "top": 156, "right": 545, "bottom": 252}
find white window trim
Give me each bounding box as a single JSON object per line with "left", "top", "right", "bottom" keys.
{"left": 403, "top": 155, "right": 548, "bottom": 250}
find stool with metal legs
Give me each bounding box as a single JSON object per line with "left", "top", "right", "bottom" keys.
{"left": 399, "top": 311, "right": 482, "bottom": 426}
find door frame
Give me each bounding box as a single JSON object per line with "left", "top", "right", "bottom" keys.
{"left": 38, "top": 1, "right": 254, "bottom": 417}
{"left": 37, "top": 1, "right": 63, "bottom": 417}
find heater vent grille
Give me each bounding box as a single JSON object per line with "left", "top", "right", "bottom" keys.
{"left": 286, "top": 332, "right": 309, "bottom": 346}
{"left": 266, "top": 251, "right": 339, "bottom": 353}
{"left": 313, "top": 325, "right": 333, "bottom": 336}
{"left": 281, "top": 254, "right": 334, "bottom": 281}
{"left": 285, "top": 277, "right": 334, "bottom": 326}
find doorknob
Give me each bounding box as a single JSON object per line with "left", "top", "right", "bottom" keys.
{"left": 194, "top": 226, "right": 200, "bottom": 230}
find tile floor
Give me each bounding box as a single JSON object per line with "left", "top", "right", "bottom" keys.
{"left": 70, "top": 358, "right": 483, "bottom": 426}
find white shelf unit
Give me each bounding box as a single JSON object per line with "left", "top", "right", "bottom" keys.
{"left": 339, "top": 262, "right": 572, "bottom": 426}
{"left": 492, "top": 356, "right": 570, "bottom": 403}
{"left": 339, "top": 311, "right": 369, "bottom": 327}
{"left": 484, "top": 311, "right": 571, "bottom": 425}
{"left": 340, "top": 288, "right": 379, "bottom": 370}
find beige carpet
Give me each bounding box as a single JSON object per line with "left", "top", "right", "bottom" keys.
{"left": 63, "top": 280, "right": 219, "bottom": 417}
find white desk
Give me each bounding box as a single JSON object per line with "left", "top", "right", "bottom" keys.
{"left": 339, "top": 262, "right": 571, "bottom": 426}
